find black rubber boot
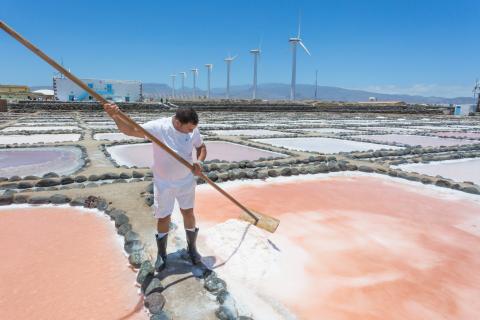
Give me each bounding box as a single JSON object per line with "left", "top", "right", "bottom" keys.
{"left": 155, "top": 233, "right": 168, "bottom": 272}
{"left": 186, "top": 228, "right": 202, "bottom": 265}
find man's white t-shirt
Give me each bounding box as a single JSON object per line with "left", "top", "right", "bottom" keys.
{"left": 142, "top": 117, "right": 203, "bottom": 188}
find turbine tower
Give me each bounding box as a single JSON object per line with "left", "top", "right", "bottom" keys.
{"left": 250, "top": 48, "right": 261, "bottom": 100}
{"left": 289, "top": 17, "right": 311, "bottom": 100}
{"left": 169, "top": 74, "right": 176, "bottom": 99}
{"left": 205, "top": 64, "right": 213, "bottom": 99}
{"left": 191, "top": 68, "right": 198, "bottom": 99}
{"left": 474, "top": 79, "right": 480, "bottom": 112}
{"left": 224, "top": 54, "right": 237, "bottom": 99}
{"left": 179, "top": 72, "right": 187, "bottom": 99}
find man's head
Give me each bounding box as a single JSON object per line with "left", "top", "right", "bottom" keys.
{"left": 173, "top": 107, "right": 199, "bottom": 133}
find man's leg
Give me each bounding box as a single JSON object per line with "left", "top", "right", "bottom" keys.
{"left": 177, "top": 181, "right": 202, "bottom": 264}
{"left": 153, "top": 186, "right": 175, "bottom": 272}
{"left": 180, "top": 208, "right": 195, "bottom": 230}
{"left": 180, "top": 208, "right": 202, "bottom": 264}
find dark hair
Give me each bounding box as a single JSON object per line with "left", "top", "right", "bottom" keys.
{"left": 175, "top": 107, "right": 199, "bottom": 125}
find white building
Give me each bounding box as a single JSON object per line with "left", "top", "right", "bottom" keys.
{"left": 53, "top": 77, "right": 142, "bottom": 102}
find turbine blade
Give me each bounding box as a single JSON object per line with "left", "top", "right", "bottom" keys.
{"left": 232, "top": 55, "right": 238, "bottom": 60}
{"left": 297, "top": 11, "right": 301, "bottom": 38}
{"left": 299, "top": 41, "right": 311, "bottom": 56}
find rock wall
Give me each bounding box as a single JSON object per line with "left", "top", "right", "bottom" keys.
{"left": 7, "top": 101, "right": 170, "bottom": 112}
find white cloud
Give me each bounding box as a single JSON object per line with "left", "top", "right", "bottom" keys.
{"left": 357, "top": 84, "right": 475, "bottom": 98}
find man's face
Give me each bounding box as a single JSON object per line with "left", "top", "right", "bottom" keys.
{"left": 175, "top": 119, "right": 197, "bottom": 133}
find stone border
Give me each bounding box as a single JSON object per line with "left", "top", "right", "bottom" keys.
{"left": 348, "top": 143, "right": 480, "bottom": 162}
{"left": 0, "top": 170, "right": 152, "bottom": 193}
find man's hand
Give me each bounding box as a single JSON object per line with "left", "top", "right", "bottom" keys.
{"left": 192, "top": 163, "right": 203, "bottom": 176}
{"left": 103, "top": 103, "right": 120, "bottom": 118}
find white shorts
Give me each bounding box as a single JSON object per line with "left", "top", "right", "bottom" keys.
{"left": 153, "top": 181, "right": 196, "bottom": 219}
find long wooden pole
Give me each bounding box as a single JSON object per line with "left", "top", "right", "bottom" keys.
{"left": 0, "top": 20, "right": 262, "bottom": 224}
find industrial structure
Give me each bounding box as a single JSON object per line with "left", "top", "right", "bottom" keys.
{"left": 289, "top": 18, "right": 311, "bottom": 100}
{"left": 53, "top": 77, "right": 142, "bottom": 102}
{"left": 190, "top": 68, "right": 198, "bottom": 99}
{"left": 473, "top": 79, "right": 480, "bottom": 112}
{"left": 205, "top": 64, "right": 213, "bottom": 99}
{"left": 250, "top": 48, "right": 260, "bottom": 100}
{"left": 224, "top": 54, "right": 237, "bottom": 99}
{"left": 0, "top": 85, "right": 47, "bottom": 101}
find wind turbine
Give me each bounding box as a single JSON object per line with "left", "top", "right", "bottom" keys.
{"left": 205, "top": 64, "right": 213, "bottom": 99}
{"left": 250, "top": 42, "right": 261, "bottom": 99}
{"left": 179, "top": 72, "right": 187, "bottom": 99}
{"left": 474, "top": 79, "right": 480, "bottom": 112}
{"left": 191, "top": 68, "right": 198, "bottom": 99}
{"left": 169, "top": 74, "right": 176, "bottom": 99}
{"left": 224, "top": 54, "right": 237, "bottom": 99}
{"left": 289, "top": 16, "right": 311, "bottom": 100}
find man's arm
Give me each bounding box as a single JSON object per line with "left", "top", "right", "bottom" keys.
{"left": 196, "top": 143, "right": 207, "bottom": 162}
{"left": 103, "top": 103, "right": 145, "bottom": 138}
{"left": 192, "top": 143, "right": 207, "bottom": 176}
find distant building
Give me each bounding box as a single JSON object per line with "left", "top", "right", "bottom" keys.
{"left": 33, "top": 89, "right": 55, "bottom": 100}
{"left": 454, "top": 104, "right": 476, "bottom": 116}
{"left": 368, "top": 96, "right": 377, "bottom": 102}
{"left": 53, "top": 77, "right": 142, "bottom": 102}
{"left": 0, "top": 85, "right": 46, "bottom": 101}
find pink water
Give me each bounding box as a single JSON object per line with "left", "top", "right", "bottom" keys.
{"left": 356, "top": 134, "right": 479, "bottom": 147}
{"left": 0, "top": 206, "right": 148, "bottom": 320}
{"left": 107, "top": 141, "right": 286, "bottom": 167}
{"left": 195, "top": 175, "right": 480, "bottom": 320}
{"left": 0, "top": 147, "right": 84, "bottom": 177}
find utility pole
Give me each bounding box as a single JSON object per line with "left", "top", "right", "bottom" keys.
{"left": 314, "top": 69, "right": 318, "bottom": 100}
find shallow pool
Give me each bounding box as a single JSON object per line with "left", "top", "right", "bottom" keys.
{"left": 194, "top": 173, "right": 480, "bottom": 319}
{"left": 394, "top": 158, "right": 480, "bottom": 185}
{"left": 0, "top": 134, "right": 81, "bottom": 145}
{"left": 206, "top": 129, "right": 294, "bottom": 136}
{"left": 2, "top": 126, "right": 80, "bottom": 132}
{"left": 93, "top": 132, "right": 143, "bottom": 141}
{"left": 107, "top": 141, "right": 286, "bottom": 167}
{"left": 355, "top": 134, "right": 479, "bottom": 147}
{"left": 0, "top": 206, "right": 148, "bottom": 320}
{"left": 253, "top": 137, "right": 402, "bottom": 153}
{"left": 0, "top": 146, "right": 84, "bottom": 178}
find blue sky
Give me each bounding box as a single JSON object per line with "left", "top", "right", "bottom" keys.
{"left": 1, "top": 0, "right": 479, "bottom": 97}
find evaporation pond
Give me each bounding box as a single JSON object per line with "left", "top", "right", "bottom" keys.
{"left": 2, "top": 126, "right": 80, "bottom": 132}
{"left": 107, "top": 141, "right": 286, "bottom": 167}
{"left": 253, "top": 137, "right": 402, "bottom": 153}
{"left": 0, "top": 146, "right": 84, "bottom": 177}
{"left": 206, "top": 129, "right": 294, "bottom": 136}
{"left": 94, "top": 132, "right": 143, "bottom": 141}
{"left": 0, "top": 134, "right": 81, "bottom": 145}
{"left": 0, "top": 206, "right": 148, "bottom": 320}
{"left": 194, "top": 173, "right": 480, "bottom": 320}
{"left": 355, "top": 134, "right": 479, "bottom": 147}
{"left": 394, "top": 158, "right": 480, "bottom": 185}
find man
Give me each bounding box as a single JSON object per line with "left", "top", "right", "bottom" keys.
{"left": 103, "top": 104, "right": 207, "bottom": 272}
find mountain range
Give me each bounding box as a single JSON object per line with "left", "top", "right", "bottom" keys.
{"left": 32, "top": 83, "right": 474, "bottom": 105}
